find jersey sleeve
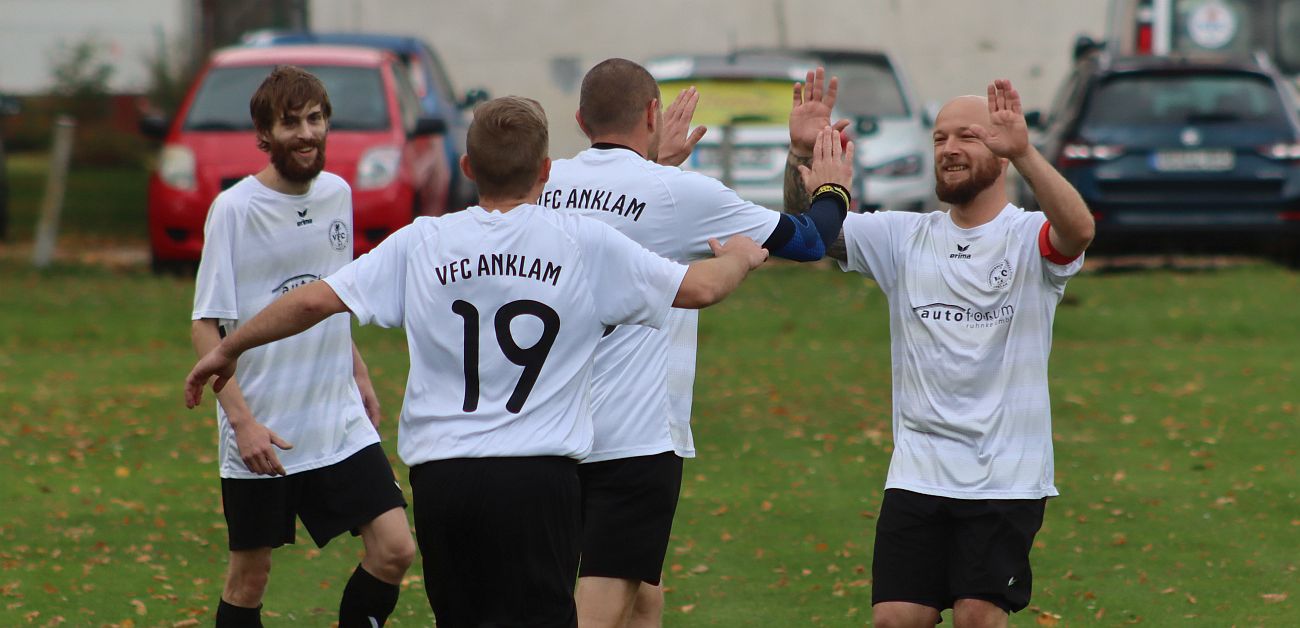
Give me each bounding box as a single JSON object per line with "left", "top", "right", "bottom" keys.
{"left": 192, "top": 198, "right": 239, "bottom": 322}
{"left": 324, "top": 223, "right": 415, "bottom": 328}
{"left": 582, "top": 218, "right": 688, "bottom": 329}
{"left": 838, "top": 210, "right": 919, "bottom": 292}
{"left": 1031, "top": 215, "right": 1085, "bottom": 287}
{"left": 669, "top": 170, "right": 781, "bottom": 261}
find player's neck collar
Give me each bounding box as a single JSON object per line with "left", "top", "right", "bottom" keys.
{"left": 591, "top": 142, "right": 641, "bottom": 157}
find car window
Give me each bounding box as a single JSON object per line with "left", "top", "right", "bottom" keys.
{"left": 1081, "top": 72, "right": 1291, "bottom": 130}
{"left": 820, "top": 60, "right": 908, "bottom": 117}
{"left": 658, "top": 78, "right": 792, "bottom": 126}
{"left": 390, "top": 61, "right": 422, "bottom": 131}
{"left": 184, "top": 65, "right": 390, "bottom": 132}
{"left": 1277, "top": 0, "right": 1300, "bottom": 73}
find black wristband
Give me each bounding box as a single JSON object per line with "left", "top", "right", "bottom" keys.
{"left": 812, "top": 183, "right": 851, "bottom": 210}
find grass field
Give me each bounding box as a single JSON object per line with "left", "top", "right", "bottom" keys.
{"left": 1, "top": 254, "right": 1296, "bottom": 627}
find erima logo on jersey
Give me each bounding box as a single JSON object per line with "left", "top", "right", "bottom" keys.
{"left": 912, "top": 302, "right": 1015, "bottom": 328}
{"left": 949, "top": 243, "right": 972, "bottom": 259}
{"left": 296, "top": 206, "right": 312, "bottom": 226}
{"left": 273, "top": 274, "right": 320, "bottom": 296}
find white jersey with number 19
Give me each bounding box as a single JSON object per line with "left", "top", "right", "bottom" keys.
{"left": 324, "top": 204, "right": 688, "bottom": 466}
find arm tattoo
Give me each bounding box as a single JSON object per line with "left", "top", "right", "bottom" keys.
{"left": 826, "top": 232, "right": 848, "bottom": 262}
{"left": 783, "top": 152, "right": 812, "bottom": 214}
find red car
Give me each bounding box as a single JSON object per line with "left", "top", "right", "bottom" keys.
{"left": 142, "top": 45, "right": 451, "bottom": 272}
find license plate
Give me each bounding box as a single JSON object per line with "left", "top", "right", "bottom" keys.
{"left": 695, "top": 146, "right": 779, "bottom": 169}
{"left": 1151, "top": 150, "right": 1235, "bottom": 172}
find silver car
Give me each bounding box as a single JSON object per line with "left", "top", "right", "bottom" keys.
{"left": 649, "top": 50, "right": 937, "bottom": 213}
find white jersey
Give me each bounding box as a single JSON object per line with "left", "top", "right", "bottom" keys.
{"left": 543, "top": 147, "right": 781, "bottom": 462}
{"left": 192, "top": 173, "right": 379, "bottom": 479}
{"left": 839, "top": 204, "right": 1084, "bottom": 499}
{"left": 324, "top": 204, "right": 688, "bottom": 466}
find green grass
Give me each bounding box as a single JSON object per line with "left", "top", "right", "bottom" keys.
{"left": 4, "top": 152, "right": 150, "bottom": 243}
{"left": 1, "top": 259, "right": 1297, "bottom": 626}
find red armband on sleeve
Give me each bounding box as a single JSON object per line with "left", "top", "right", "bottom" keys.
{"left": 1038, "top": 221, "right": 1080, "bottom": 265}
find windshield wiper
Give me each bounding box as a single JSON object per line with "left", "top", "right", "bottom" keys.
{"left": 185, "top": 121, "right": 246, "bottom": 131}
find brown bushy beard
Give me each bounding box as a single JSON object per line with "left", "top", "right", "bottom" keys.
{"left": 935, "top": 154, "right": 999, "bottom": 206}
{"left": 270, "top": 135, "right": 327, "bottom": 184}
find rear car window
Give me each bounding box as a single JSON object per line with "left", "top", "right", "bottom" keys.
{"left": 821, "top": 60, "right": 908, "bottom": 117}
{"left": 1082, "top": 72, "right": 1290, "bottom": 130}
{"left": 184, "top": 65, "right": 390, "bottom": 132}
{"left": 658, "top": 78, "right": 791, "bottom": 127}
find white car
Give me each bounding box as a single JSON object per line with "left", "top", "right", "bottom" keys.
{"left": 739, "top": 48, "right": 939, "bottom": 213}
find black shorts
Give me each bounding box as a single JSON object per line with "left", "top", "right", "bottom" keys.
{"left": 871, "top": 488, "right": 1046, "bottom": 613}
{"left": 221, "top": 443, "right": 407, "bottom": 551}
{"left": 577, "top": 451, "right": 683, "bottom": 585}
{"left": 410, "top": 456, "right": 580, "bottom": 628}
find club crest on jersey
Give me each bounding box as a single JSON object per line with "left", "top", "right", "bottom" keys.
{"left": 329, "top": 219, "right": 349, "bottom": 252}
{"left": 273, "top": 274, "right": 320, "bottom": 296}
{"left": 988, "top": 258, "right": 1013, "bottom": 290}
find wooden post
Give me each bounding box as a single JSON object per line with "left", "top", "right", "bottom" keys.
{"left": 31, "top": 116, "right": 76, "bottom": 268}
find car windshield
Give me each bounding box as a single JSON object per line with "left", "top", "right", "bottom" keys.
{"left": 658, "top": 78, "right": 792, "bottom": 127}
{"left": 184, "top": 65, "right": 389, "bottom": 132}
{"left": 820, "top": 60, "right": 908, "bottom": 117}
{"left": 1081, "top": 72, "right": 1291, "bottom": 130}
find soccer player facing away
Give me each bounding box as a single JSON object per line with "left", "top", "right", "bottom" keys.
{"left": 540, "top": 58, "right": 854, "bottom": 627}
{"left": 798, "top": 80, "right": 1094, "bottom": 627}
{"left": 188, "top": 66, "right": 415, "bottom": 628}
{"left": 186, "top": 96, "right": 771, "bottom": 627}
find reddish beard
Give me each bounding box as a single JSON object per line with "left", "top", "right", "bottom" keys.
{"left": 270, "top": 136, "right": 326, "bottom": 183}
{"left": 935, "top": 155, "right": 999, "bottom": 206}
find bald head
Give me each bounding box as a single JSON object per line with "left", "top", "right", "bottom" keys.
{"left": 935, "top": 95, "right": 990, "bottom": 129}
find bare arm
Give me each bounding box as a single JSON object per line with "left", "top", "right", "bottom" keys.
{"left": 1013, "top": 147, "right": 1094, "bottom": 257}
{"left": 352, "top": 341, "right": 382, "bottom": 429}
{"left": 975, "top": 79, "right": 1094, "bottom": 257}
{"left": 673, "top": 236, "right": 769, "bottom": 308}
{"left": 185, "top": 281, "right": 350, "bottom": 409}
{"left": 190, "top": 319, "right": 293, "bottom": 476}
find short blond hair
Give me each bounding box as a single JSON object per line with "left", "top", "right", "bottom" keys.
{"left": 466, "top": 96, "right": 549, "bottom": 198}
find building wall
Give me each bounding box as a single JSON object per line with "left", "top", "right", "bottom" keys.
{"left": 309, "top": 0, "right": 1109, "bottom": 156}
{"left": 0, "top": 0, "right": 190, "bottom": 92}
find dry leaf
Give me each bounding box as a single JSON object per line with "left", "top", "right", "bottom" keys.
{"left": 1261, "top": 593, "right": 1288, "bottom": 604}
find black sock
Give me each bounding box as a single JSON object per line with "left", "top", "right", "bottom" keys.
{"left": 215, "top": 599, "right": 263, "bottom": 628}
{"left": 338, "top": 564, "right": 400, "bottom": 628}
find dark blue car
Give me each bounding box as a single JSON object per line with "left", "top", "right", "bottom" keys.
{"left": 1025, "top": 53, "right": 1300, "bottom": 265}
{"left": 243, "top": 30, "right": 487, "bottom": 210}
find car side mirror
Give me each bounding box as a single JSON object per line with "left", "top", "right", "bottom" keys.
{"left": 0, "top": 94, "right": 20, "bottom": 117}
{"left": 1024, "top": 110, "right": 1043, "bottom": 129}
{"left": 139, "top": 114, "right": 170, "bottom": 140}
{"left": 410, "top": 115, "right": 448, "bottom": 138}
{"left": 922, "top": 101, "right": 941, "bottom": 128}
{"left": 1072, "top": 34, "right": 1104, "bottom": 62}
{"left": 462, "top": 88, "right": 489, "bottom": 109}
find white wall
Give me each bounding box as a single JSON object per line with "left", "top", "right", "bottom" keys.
{"left": 0, "top": 0, "right": 189, "bottom": 93}
{"left": 308, "top": 0, "right": 1108, "bottom": 155}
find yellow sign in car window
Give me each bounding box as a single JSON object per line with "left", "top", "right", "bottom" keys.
{"left": 658, "top": 79, "right": 792, "bottom": 127}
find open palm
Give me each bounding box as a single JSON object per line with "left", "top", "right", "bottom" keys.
{"left": 970, "top": 79, "right": 1030, "bottom": 159}
{"left": 789, "top": 67, "right": 850, "bottom": 157}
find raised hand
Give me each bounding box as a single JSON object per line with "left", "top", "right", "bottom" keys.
{"left": 798, "top": 126, "right": 855, "bottom": 194}
{"left": 790, "top": 67, "right": 851, "bottom": 158}
{"left": 655, "top": 86, "right": 708, "bottom": 166}
{"left": 969, "top": 79, "right": 1030, "bottom": 160}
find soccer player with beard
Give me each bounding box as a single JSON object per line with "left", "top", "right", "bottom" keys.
{"left": 790, "top": 80, "right": 1095, "bottom": 628}
{"left": 189, "top": 66, "right": 415, "bottom": 628}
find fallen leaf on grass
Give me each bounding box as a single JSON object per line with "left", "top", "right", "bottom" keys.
{"left": 1261, "top": 593, "right": 1288, "bottom": 604}
{"left": 1036, "top": 611, "right": 1060, "bottom": 626}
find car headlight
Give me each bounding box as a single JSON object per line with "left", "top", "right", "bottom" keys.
{"left": 866, "top": 153, "right": 925, "bottom": 178}
{"left": 158, "top": 145, "right": 195, "bottom": 190}
{"left": 356, "top": 146, "right": 402, "bottom": 190}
